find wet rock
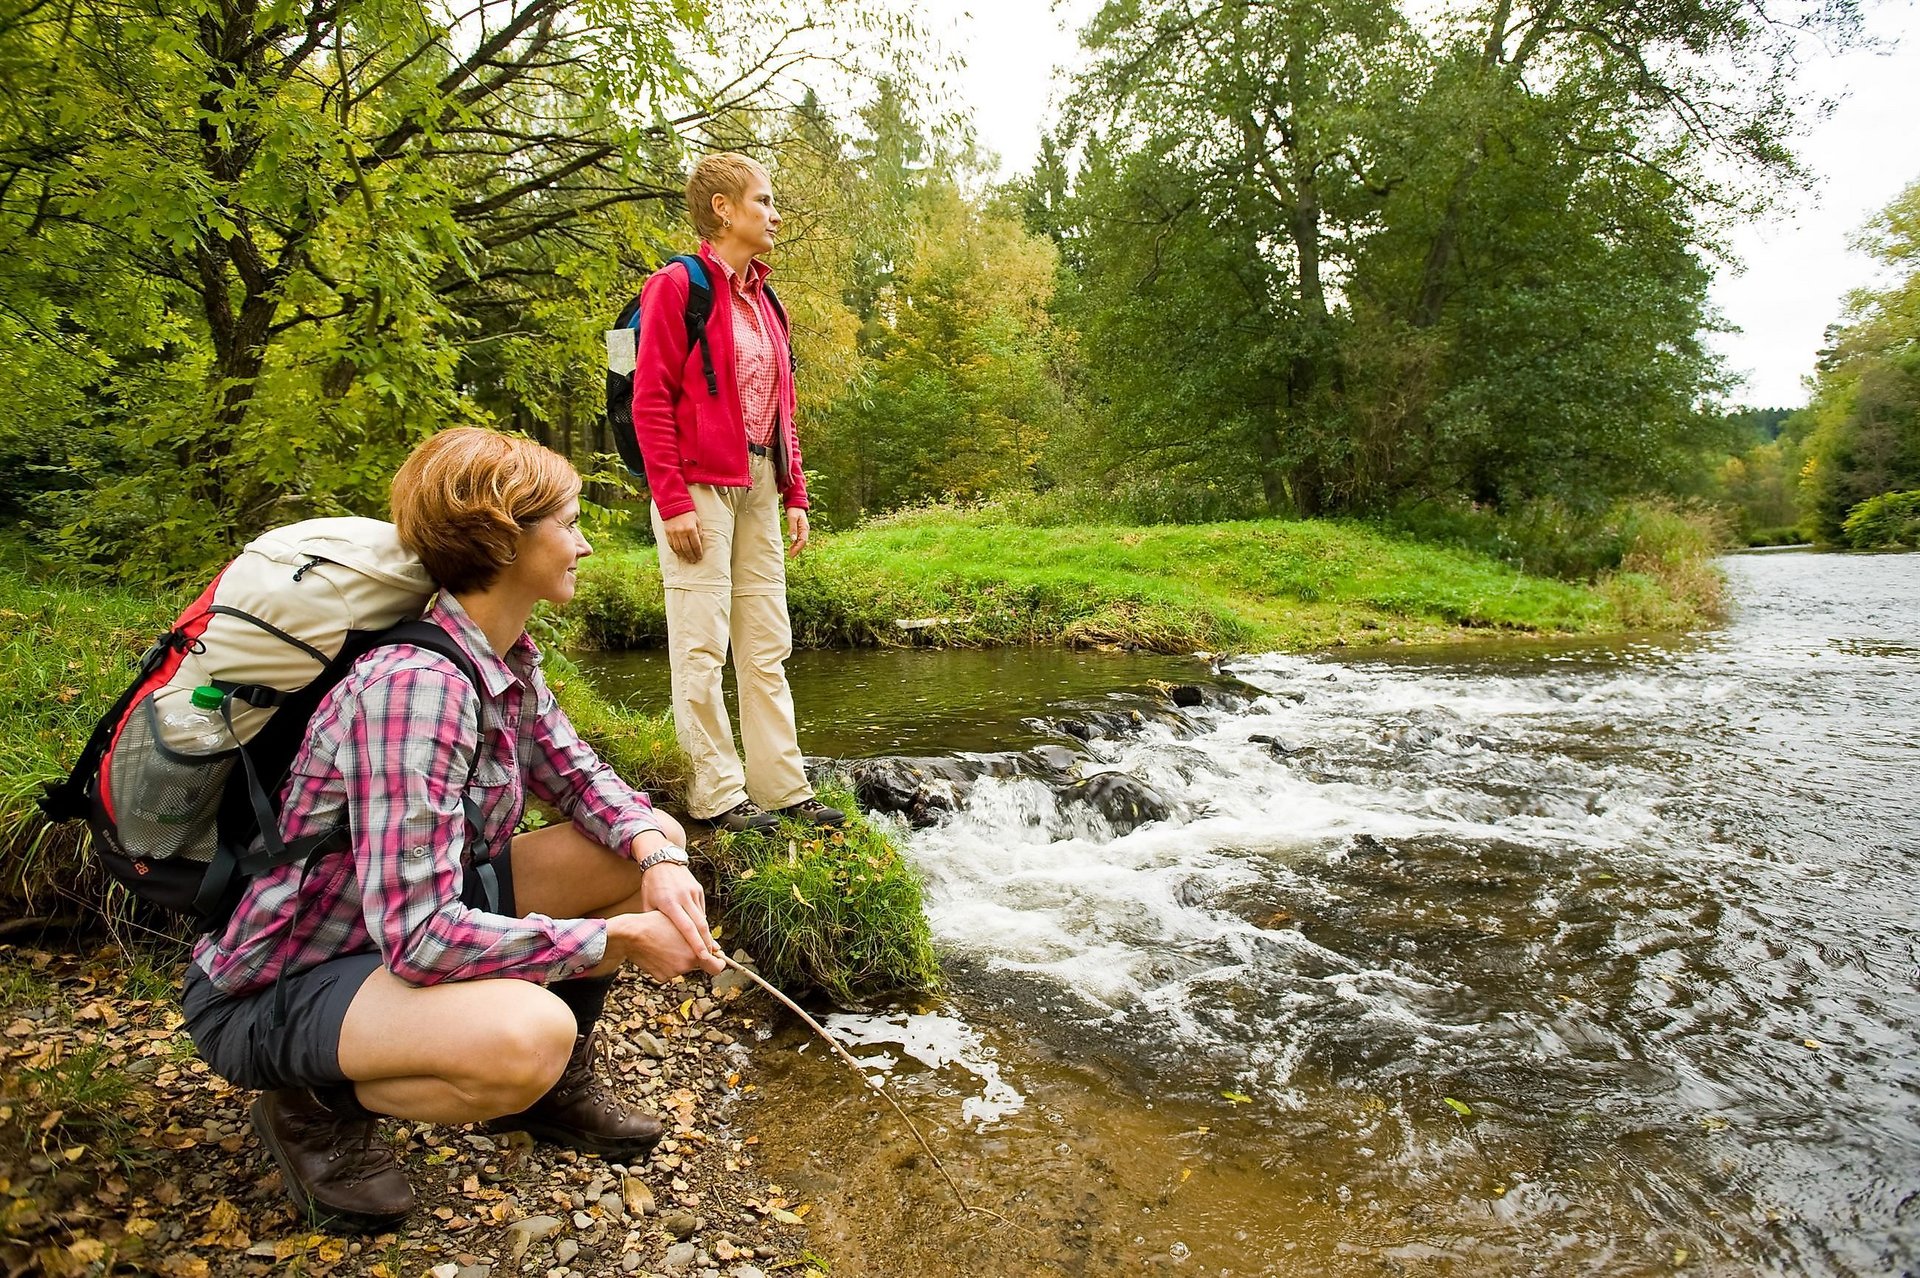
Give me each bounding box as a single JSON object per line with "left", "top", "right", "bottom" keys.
{"left": 1057, "top": 771, "right": 1172, "bottom": 831}
{"left": 1167, "top": 684, "right": 1206, "bottom": 707}
{"left": 1248, "top": 733, "right": 1298, "bottom": 759}
{"left": 840, "top": 756, "right": 971, "bottom": 826}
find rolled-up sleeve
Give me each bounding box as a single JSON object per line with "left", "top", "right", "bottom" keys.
{"left": 341, "top": 665, "right": 607, "bottom": 986}
{"left": 524, "top": 670, "right": 661, "bottom": 858}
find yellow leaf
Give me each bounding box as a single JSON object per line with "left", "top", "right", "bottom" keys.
{"left": 677, "top": 998, "right": 695, "bottom": 1019}
{"left": 68, "top": 1239, "right": 107, "bottom": 1263}
{"left": 1674, "top": 1247, "right": 1689, "bottom": 1264}
{"left": 794, "top": 1202, "right": 812, "bottom": 1218}
{"left": 206, "top": 1199, "right": 241, "bottom": 1232}
{"left": 1179, "top": 1168, "right": 1192, "bottom": 1183}
{"left": 316, "top": 1238, "right": 347, "bottom": 1264}
{"left": 790, "top": 884, "right": 812, "bottom": 908}
{"left": 1803, "top": 1038, "right": 1823, "bottom": 1050}
{"left": 710, "top": 923, "right": 724, "bottom": 939}
{"left": 1221, "top": 1091, "right": 1253, "bottom": 1104}
{"left": 770, "top": 1207, "right": 805, "bottom": 1226}
{"left": 62, "top": 1146, "right": 85, "bottom": 1162}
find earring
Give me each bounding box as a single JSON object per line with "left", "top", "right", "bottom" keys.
{"left": 722, "top": 218, "right": 732, "bottom": 230}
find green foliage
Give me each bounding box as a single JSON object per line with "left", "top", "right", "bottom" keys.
{"left": 1841, "top": 490, "right": 1920, "bottom": 549}
{"left": 1383, "top": 497, "right": 1731, "bottom": 584}
{"left": 1795, "top": 180, "right": 1920, "bottom": 543}
{"left": 1045, "top": 0, "right": 1837, "bottom": 519}
{"left": 705, "top": 784, "right": 941, "bottom": 1005}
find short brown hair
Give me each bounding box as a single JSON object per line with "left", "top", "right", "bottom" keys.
{"left": 685, "top": 152, "right": 768, "bottom": 240}
{"left": 390, "top": 427, "right": 580, "bottom": 594}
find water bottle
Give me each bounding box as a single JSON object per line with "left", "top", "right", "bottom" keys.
{"left": 161, "top": 685, "right": 232, "bottom": 754}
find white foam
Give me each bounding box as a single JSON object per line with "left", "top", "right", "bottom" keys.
{"left": 821, "top": 1009, "right": 1026, "bottom": 1126}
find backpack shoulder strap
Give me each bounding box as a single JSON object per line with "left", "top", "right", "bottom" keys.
{"left": 667, "top": 252, "right": 720, "bottom": 397}
{"left": 762, "top": 281, "right": 798, "bottom": 379}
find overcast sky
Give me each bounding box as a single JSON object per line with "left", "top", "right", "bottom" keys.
{"left": 921, "top": 0, "right": 1920, "bottom": 410}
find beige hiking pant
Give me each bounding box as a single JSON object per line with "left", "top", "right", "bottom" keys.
{"left": 650, "top": 454, "right": 811, "bottom": 820}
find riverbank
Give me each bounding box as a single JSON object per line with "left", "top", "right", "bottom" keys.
{"left": 568, "top": 505, "right": 1723, "bottom": 653}
{"left": 0, "top": 941, "right": 822, "bottom": 1278}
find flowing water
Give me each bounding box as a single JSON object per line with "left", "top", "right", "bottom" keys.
{"left": 594, "top": 552, "right": 1920, "bottom": 1276}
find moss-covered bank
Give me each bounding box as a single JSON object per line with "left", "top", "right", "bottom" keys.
{"left": 569, "top": 505, "right": 1724, "bottom": 654}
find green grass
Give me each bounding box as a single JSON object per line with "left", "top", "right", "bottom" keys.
{"left": 704, "top": 781, "right": 940, "bottom": 1005}
{"left": 570, "top": 503, "right": 1722, "bottom": 654}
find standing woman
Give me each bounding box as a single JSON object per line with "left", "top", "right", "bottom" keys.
{"left": 629, "top": 152, "right": 844, "bottom": 834}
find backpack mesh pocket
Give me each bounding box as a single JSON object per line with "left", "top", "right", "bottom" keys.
{"left": 106, "top": 698, "right": 234, "bottom": 864}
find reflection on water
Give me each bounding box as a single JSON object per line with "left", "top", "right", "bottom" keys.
{"left": 575, "top": 645, "right": 1207, "bottom": 757}
{"left": 731, "top": 552, "right": 1920, "bottom": 1276}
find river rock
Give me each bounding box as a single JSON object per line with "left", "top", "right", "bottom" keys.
{"left": 1057, "top": 771, "right": 1172, "bottom": 831}
{"left": 841, "top": 756, "right": 972, "bottom": 826}
{"left": 1248, "top": 733, "right": 1298, "bottom": 758}
{"left": 663, "top": 1242, "right": 698, "bottom": 1272}
{"left": 1167, "top": 683, "right": 1206, "bottom": 707}
{"left": 508, "top": 1216, "right": 564, "bottom": 1262}
{"left": 662, "top": 1211, "right": 700, "bottom": 1239}
{"left": 554, "top": 1240, "right": 579, "bottom": 1264}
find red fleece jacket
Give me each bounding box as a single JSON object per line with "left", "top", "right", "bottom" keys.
{"left": 630, "top": 245, "right": 808, "bottom": 521}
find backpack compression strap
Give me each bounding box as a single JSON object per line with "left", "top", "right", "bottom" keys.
{"left": 37, "top": 633, "right": 179, "bottom": 824}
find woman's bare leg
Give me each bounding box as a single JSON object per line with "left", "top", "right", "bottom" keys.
{"left": 337, "top": 970, "right": 576, "bottom": 1123}
{"left": 509, "top": 817, "right": 686, "bottom": 920}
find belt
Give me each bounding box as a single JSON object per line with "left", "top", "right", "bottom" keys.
{"left": 747, "top": 442, "right": 773, "bottom": 458}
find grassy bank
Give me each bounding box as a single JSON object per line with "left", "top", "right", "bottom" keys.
{"left": 571, "top": 503, "right": 1725, "bottom": 653}
{"left": 0, "top": 570, "right": 935, "bottom": 1003}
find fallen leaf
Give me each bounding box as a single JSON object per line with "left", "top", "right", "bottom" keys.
{"left": 1803, "top": 1038, "right": 1823, "bottom": 1050}
{"left": 770, "top": 1207, "right": 805, "bottom": 1226}
{"left": 1443, "top": 1097, "right": 1473, "bottom": 1117}
{"left": 1221, "top": 1091, "right": 1253, "bottom": 1104}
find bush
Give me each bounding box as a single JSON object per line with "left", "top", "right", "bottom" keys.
{"left": 1382, "top": 496, "right": 1729, "bottom": 583}
{"left": 1841, "top": 490, "right": 1920, "bottom": 549}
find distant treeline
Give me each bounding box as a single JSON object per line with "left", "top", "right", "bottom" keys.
{"left": 2, "top": 0, "right": 1908, "bottom": 579}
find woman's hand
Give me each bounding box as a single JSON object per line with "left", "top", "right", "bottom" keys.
{"left": 600, "top": 911, "right": 724, "bottom": 981}
{"left": 786, "top": 507, "right": 809, "bottom": 557}
{"left": 662, "top": 510, "right": 703, "bottom": 562}
{"left": 639, "top": 858, "right": 719, "bottom": 965}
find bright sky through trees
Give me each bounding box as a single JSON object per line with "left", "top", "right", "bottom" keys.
{"left": 929, "top": 0, "right": 1920, "bottom": 410}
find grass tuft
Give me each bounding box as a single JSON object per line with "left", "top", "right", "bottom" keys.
{"left": 703, "top": 783, "right": 941, "bottom": 1005}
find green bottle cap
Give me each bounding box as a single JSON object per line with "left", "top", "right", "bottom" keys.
{"left": 190, "top": 686, "right": 225, "bottom": 711}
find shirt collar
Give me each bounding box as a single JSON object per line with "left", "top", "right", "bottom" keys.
{"left": 700, "top": 241, "right": 773, "bottom": 293}
{"left": 426, "top": 592, "right": 533, "bottom": 699}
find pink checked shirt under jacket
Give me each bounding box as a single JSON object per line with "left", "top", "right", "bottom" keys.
{"left": 192, "top": 594, "right": 661, "bottom": 997}
{"left": 714, "top": 251, "right": 781, "bottom": 448}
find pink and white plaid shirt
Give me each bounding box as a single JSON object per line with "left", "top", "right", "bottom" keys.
{"left": 192, "top": 594, "right": 661, "bottom": 996}
{"left": 714, "top": 252, "right": 781, "bottom": 448}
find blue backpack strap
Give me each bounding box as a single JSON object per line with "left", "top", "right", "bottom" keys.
{"left": 667, "top": 253, "right": 719, "bottom": 397}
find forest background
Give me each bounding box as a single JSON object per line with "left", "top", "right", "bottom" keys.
{"left": 2, "top": 0, "right": 1917, "bottom": 588}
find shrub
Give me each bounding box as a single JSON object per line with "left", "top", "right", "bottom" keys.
{"left": 1842, "top": 490, "right": 1920, "bottom": 549}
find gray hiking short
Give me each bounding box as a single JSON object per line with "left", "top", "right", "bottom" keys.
{"left": 181, "top": 950, "right": 383, "bottom": 1094}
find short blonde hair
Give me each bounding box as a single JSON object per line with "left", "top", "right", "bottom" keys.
{"left": 390, "top": 427, "right": 580, "bottom": 594}
{"left": 686, "top": 152, "right": 768, "bottom": 240}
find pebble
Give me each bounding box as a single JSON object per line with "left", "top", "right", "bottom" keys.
{"left": 621, "top": 1252, "right": 644, "bottom": 1274}
{"left": 508, "top": 1215, "right": 564, "bottom": 1262}
{"left": 662, "top": 1242, "right": 697, "bottom": 1273}
{"left": 457, "top": 1267, "right": 492, "bottom": 1278}
{"left": 634, "top": 1031, "right": 670, "bottom": 1057}
{"left": 662, "top": 1212, "right": 699, "bottom": 1240}
{"left": 733, "top": 1268, "right": 767, "bottom": 1278}
{"left": 430, "top": 1265, "right": 459, "bottom": 1278}
{"left": 573, "top": 1210, "right": 594, "bottom": 1229}
{"left": 554, "top": 1240, "right": 579, "bottom": 1264}
{"left": 600, "top": 1191, "right": 626, "bottom": 1216}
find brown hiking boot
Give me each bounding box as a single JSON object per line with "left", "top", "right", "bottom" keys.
{"left": 488, "top": 1031, "right": 664, "bottom": 1160}
{"left": 250, "top": 1086, "right": 414, "bottom": 1231}
{"left": 775, "top": 796, "right": 846, "bottom": 828}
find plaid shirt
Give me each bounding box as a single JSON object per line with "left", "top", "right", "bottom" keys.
{"left": 715, "top": 252, "right": 780, "bottom": 447}
{"left": 192, "top": 595, "right": 660, "bottom": 996}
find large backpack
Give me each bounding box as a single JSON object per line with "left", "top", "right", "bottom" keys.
{"left": 604, "top": 252, "right": 793, "bottom": 480}
{"left": 38, "top": 518, "right": 482, "bottom": 930}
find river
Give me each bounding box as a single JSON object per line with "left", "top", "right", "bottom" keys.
{"left": 580, "top": 551, "right": 1920, "bottom": 1276}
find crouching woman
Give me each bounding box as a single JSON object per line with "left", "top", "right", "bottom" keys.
{"left": 182, "top": 427, "right": 724, "bottom": 1230}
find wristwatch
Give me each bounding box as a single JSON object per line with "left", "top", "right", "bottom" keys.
{"left": 636, "top": 844, "right": 691, "bottom": 874}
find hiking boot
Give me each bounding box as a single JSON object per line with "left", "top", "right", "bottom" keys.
{"left": 488, "top": 1031, "right": 664, "bottom": 1160}
{"left": 708, "top": 798, "right": 779, "bottom": 834}
{"left": 250, "top": 1086, "right": 414, "bottom": 1231}
{"left": 776, "top": 796, "right": 847, "bottom": 828}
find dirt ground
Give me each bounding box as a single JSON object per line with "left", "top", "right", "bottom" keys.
{"left": 0, "top": 942, "right": 822, "bottom": 1278}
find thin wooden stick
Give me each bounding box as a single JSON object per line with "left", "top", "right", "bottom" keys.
{"left": 720, "top": 955, "right": 1021, "bottom": 1230}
